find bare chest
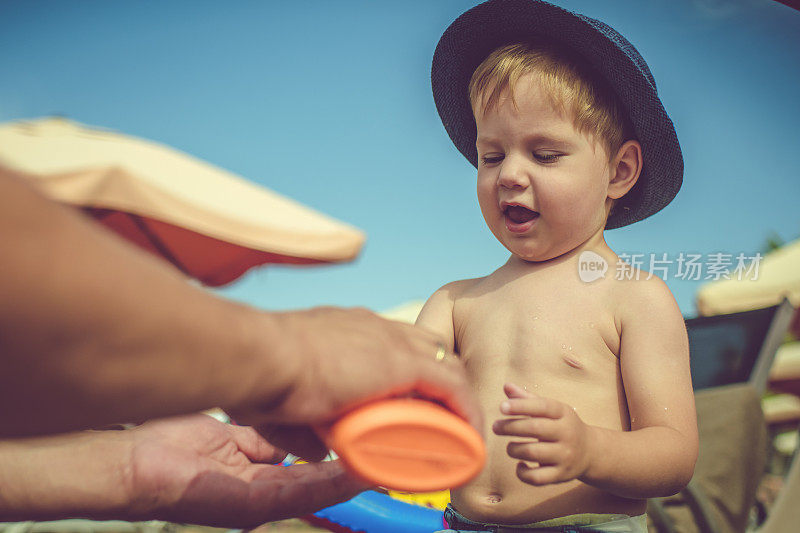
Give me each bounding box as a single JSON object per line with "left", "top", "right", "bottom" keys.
{"left": 453, "top": 275, "right": 621, "bottom": 388}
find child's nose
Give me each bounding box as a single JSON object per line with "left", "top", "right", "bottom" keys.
{"left": 497, "top": 156, "right": 529, "bottom": 190}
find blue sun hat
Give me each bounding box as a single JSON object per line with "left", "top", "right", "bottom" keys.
{"left": 431, "top": 0, "right": 683, "bottom": 229}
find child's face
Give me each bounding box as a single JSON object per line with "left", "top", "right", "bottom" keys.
{"left": 474, "top": 74, "right": 613, "bottom": 262}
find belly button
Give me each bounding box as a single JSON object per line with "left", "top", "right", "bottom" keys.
{"left": 486, "top": 493, "right": 502, "bottom": 504}
{"left": 563, "top": 354, "right": 583, "bottom": 369}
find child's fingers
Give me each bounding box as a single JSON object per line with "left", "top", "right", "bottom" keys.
{"left": 506, "top": 441, "right": 561, "bottom": 464}
{"left": 503, "top": 382, "right": 533, "bottom": 399}
{"left": 500, "top": 396, "right": 563, "bottom": 419}
{"left": 492, "top": 417, "right": 560, "bottom": 441}
{"left": 516, "top": 462, "right": 562, "bottom": 486}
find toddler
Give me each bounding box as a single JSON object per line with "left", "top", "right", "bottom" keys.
{"left": 420, "top": 1, "right": 699, "bottom": 531}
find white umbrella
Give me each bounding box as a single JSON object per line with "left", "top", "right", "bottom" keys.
{"left": 696, "top": 238, "right": 800, "bottom": 316}
{"left": 0, "top": 117, "right": 366, "bottom": 286}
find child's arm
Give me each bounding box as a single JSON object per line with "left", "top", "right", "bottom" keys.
{"left": 415, "top": 280, "right": 471, "bottom": 357}
{"left": 587, "top": 276, "right": 698, "bottom": 497}
{"left": 494, "top": 276, "right": 698, "bottom": 498}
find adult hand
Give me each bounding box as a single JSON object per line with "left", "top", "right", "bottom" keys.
{"left": 0, "top": 414, "right": 367, "bottom": 528}
{"left": 126, "top": 414, "right": 368, "bottom": 528}
{"left": 231, "top": 306, "right": 482, "bottom": 461}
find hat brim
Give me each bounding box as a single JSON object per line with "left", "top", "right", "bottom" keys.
{"left": 431, "top": 0, "right": 683, "bottom": 229}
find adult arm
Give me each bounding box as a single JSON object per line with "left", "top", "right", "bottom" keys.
{"left": 0, "top": 167, "right": 480, "bottom": 438}
{"left": 0, "top": 414, "right": 366, "bottom": 527}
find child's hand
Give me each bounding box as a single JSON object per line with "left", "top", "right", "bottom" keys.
{"left": 492, "top": 382, "right": 593, "bottom": 486}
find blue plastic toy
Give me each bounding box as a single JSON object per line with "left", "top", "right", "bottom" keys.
{"left": 308, "top": 490, "right": 445, "bottom": 533}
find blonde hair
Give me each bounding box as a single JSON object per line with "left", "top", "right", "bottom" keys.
{"left": 468, "top": 42, "right": 634, "bottom": 160}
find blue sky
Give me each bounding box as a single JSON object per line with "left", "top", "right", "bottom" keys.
{"left": 1, "top": 0, "right": 798, "bottom": 316}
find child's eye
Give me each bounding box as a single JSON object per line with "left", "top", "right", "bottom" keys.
{"left": 534, "top": 153, "right": 562, "bottom": 163}
{"left": 481, "top": 155, "right": 504, "bottom": 165}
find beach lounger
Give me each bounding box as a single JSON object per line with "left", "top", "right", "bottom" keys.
{"left": 647, "top": 299, "right": 796, "bottom": 533}
{"left": 0, "top": 520, "right": 170, "bottom": 533}
{"left": 755, "top": 425, "right": 800, "bottom": 532}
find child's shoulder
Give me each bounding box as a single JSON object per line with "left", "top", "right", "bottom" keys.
{"left": 609, "top": 263, "right": 683, "bottom": 328}
{"left": 611, "top": 262, "right": 674, "bottom": 298}
{"left": 417, "top": 278, "right": 487, "bottom": 346}
{"left": 418, "top": 277, "right": 485, "bottom": 321}
{"left": 431, "top": 277, "right": 487, "bottom": 301}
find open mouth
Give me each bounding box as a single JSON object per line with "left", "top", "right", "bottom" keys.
{"left": 503, "top": 204, "right": 539, "bottom": 232}
{"left": 505, "top": 205, "right": 539, "bottom": 223}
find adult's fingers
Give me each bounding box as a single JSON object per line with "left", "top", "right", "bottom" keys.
{"left": 322, "top": 309, "right": 483, "bottom": 432}
{"left": 156, "top": 461, "right": 368, "bottom": 528}
{"left": 411, "top": 364, "right": 484, "bottom": 435}
{"left": 253, "top": 307, "right": 481, "bottom": 434}
{"left": 256, "top": 424, "right": 329, "bottom": 463}
{"left": 380, "top": 322, "right": 483, "bottom": 433}
{"left": 227, "top": 424, "right": 287, "bottom": 464}
{"left": 247, "top": 461, "right": 370, "bottom": 524}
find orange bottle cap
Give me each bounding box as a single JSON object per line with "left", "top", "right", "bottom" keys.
{"left": 324, "top": 398, "right": 485, "bottom": 492}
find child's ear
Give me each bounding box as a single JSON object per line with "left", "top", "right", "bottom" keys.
{"left": 607, "top": 140, "right": 642, "bottom": 200}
